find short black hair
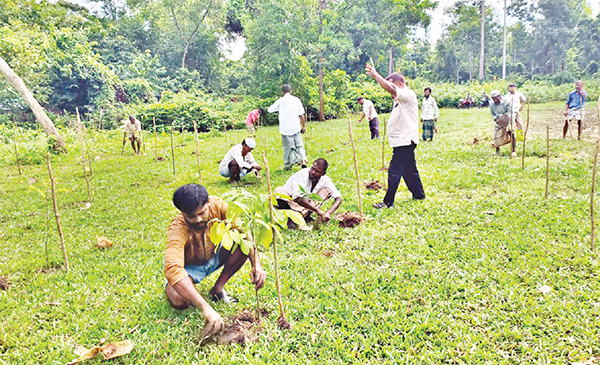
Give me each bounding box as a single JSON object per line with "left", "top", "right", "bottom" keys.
{"left": 173, "top": 184, "right": 209, "bottom": 215}
{"left": 314, "top": 158, "right": 328, "bottom": 173}
{"left": 424, "top": 87, "right": 431, "bottom": 93}
{"left": 356, "top": 97, "right": 364, "bottom": 102}
{"left": 282, "top": 84, "right": 292, "bottom": 93}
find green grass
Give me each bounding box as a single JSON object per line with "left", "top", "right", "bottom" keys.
{"left": 1, "top": 101, "right": 600, "bottom": 364}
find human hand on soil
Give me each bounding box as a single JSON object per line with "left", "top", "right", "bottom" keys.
{"left": 321, "top": 211, "right": 332, "bottom": 222}
{"left": 200, "top": 306, "right": 224, "bottom": 338}
{"left": 301, "top": 128, "right": 306, "bottom": 134}
{"left": 250, "top": 266, "right": 267, "bottom": 290}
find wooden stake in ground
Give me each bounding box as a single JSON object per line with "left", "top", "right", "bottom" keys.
{"left": 153, "top": 117, "right": 158, "bottom": 159}
{"left": 98, "top": 107, "right": 103, "bottom": 130}
{"left": 13, "top": 120, "right": 21, "bottom": 175}
{"left": 545, "top": 124, "right": 550, "bottom": 198}
{"left": 170, "top": 122, "right": 176, "bottom": 175}
{"left": 46, "top": 153, "right": 69, "bottom": 271}
{"left": 222, "top": 118, "right": 228, "bottom": 151}
{"left": 76, "top": 108, "right": 92, "bottom": 202}
{"left": 262, "top": 152, "right": 291, "bottom": 330}
{"left": 180, "top": 120, "right": 185, "bottom": 146}
{"left": 346, "top": 109, "right": 364, "bottom": 218}
{"left": 590, "top": 140, "right": 599, "bottom": 251}
{"left": 193, "top": 120, "right": 202, "bottom": 184}
{"left": 522, "top": 97, "right": 530, "bottom": 170}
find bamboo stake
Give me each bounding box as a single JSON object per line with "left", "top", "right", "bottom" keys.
{"left": 222, "top": 118, "right": 228, "bottom": 151}
{"left": 590, "top": 140, "right": 599, "bottom": 251}
{"left": 522, "top": 97, "right": 530, "bottom": 170}
{"left": 97, "top": 107, "right": 103, "bottom": 130}
{"left": 180, "top": 120, "right": 185, "bottom": 146}
{"left": 381, "top": 115, "right": 387, "bottom": 169}
{"left": 141, "top": 122, "right": 146, "bottom": 155}
{"left": 346, "top": 109, "right": 364, "bottom": 218}
{"left": 13, "top": 120, "right": 21, "bottom": 175}
{"left": 193, "top": 120, "right": 202, "bottom": 184}
{"left": 76, "top": 108, "right": 92, "bottom": 202}
{"left": 153, "top": 117, "right": 158, "bottom": 159}
{"left": 545, "top": 125, "right": 550, "bottom": 198}
{"left": 170, "top": 122, "right": 176, "bottom": 175}
{"left": 46, "top": 153, "right": 69, "bottom": 271}
{"left": 262, "top": 152, "right": 289, "bottom": 328}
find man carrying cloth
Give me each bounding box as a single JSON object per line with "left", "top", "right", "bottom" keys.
{"left": 268, "top": 84, "right": 308, "bottom": 170}
{"left": 274, "top": 158, "right": 342, "bottom": 225}
{"left": 357, "top": 97, "right": 380, "bottom": 139}
{"left": 489, "top": 90, "right": 516, "bottom": 157}
{"left": 123, "top": 115, "right": 141, "bottom": 154}
{"left": 563, "top": 80, "right": 587, "bottom": 140}
{"left": 219, "top": 138, "right": 262, "bottom": 183}
{"left": 421, "top": 87, "right": 439, "bottom": 141}
{"left": 165, "top": 184, "right": 267, "bottom": 337}
{"left": 505, "top": 83, "right": 526, "bottom": 131}
{"left": 366, "top": 64, "right": 425, "bottom": 208}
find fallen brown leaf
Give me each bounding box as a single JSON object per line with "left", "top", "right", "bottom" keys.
{"left": 67, "top": 340, "right": 133, "bottom": 365}
{"left": 95, "top": 237, "right": 113, "bottom": 249}
{"left": 28, "top": 176, "right": 37, "bottom": 184}
{"left": 131, "top": 182, "right": 140, "bottom": 186}
{"left": 0, "top": 277, "right": 10, "bottom": 290}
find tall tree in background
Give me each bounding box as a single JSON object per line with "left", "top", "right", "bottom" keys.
{"left": 479, "top": 0, "right": 485, "bottom": 79}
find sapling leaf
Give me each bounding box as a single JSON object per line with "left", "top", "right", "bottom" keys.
{"left": 285, "top": 210, "right": 306, "bottom": 226}
{"left": 221, "top": 231, "right": 233, "bottom": 251}
{"left": 230, "top": 229, "right": 242, "bottom": 244}
{"left": 210, "top": 221, "right": 225, "bottom": 244}
{"left": 297, "top": 185, "right": 323, "bottom": 201}
{"left": 240, "top": 239, "right": 253, "bottom": 255}
{"left": 233, "top": 200, "right": 250, "bottom": 213}
{"left": 274, "top": 193, "right": 291, "bottom": 200}
{"left": 256, "top": 226, "right": 273, "bottom": 248}
{"left": 273, "top": 209, "right": 287, "bottom": 226}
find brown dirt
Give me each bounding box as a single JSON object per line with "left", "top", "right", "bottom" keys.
{"left": 277, "top": 315, "right": 293, "bottom": 330}
{"left": 202, "top": 309, "right": 268, "bottom": 346}
{"left": 326, "top": 149, "right": 336, "bottom": 153}
{"left": 37, "top": 265, "right": 62, "bottom": 274}
{"left": 156, "top": 156, "right": 165, "bottom": 161}
{"left": 335, "top": 211, "right": 365, "bottom": 228}
{"left": 0, "top": 277, "right": 10, "bottom": 290}
{"left": 365, "top": 180, "right": 383, "bottom": 190}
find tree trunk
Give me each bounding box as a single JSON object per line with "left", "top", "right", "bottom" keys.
{"left": 318, "top": 63, "right": 325, "bottom": 121}
{"left": 469, "top": 51, "right": 473, "bottom": 80}
{"left": 181, "top": 41, "right": 189, "bottom": 69}
{"left": 478, "top": 0, "right": 485, "bottom": 80}
{"left": 0, "top": 56, "right": 65, "bottom": 151}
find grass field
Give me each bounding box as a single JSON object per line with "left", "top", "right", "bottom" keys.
{"left": 1, "top": 101, "right": 600, "bottom": 364}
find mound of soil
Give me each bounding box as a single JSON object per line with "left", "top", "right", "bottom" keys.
{"left": 0, "top": 277, "right": 10, "bottom": 290}
{"left": 204, "top": 309, "right": 269, "bottom": 346}
{"left": 156, "top": 156, "right": 165, "bottom": 161}
{"left": 365, "top": 180, "right": 383, "bottom": 190}
{"left": 277, "top": 315, "right": 293, "bottom": 330}
{"left": 335, "top": 211, "right": 365, "bottom": 228}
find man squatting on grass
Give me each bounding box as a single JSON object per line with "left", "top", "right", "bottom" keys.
{"left": 366, "top": 64, "right": 425, "bottom": 209}
{"left": 274, "top": 158, "right": 342, "bottom": 227}
{"left": 357, "top": 96, "right": 380, "bottom": 139}
{"left": 489, "top": 90, "right": 516, "bottom": 157}
{"left": 563, "top": 80, "right": 587, "bottom": 140}
{"left": 123, "top": 115, "right": 141, "bottom": 154}
{"left": 219, "top": 138, "right": 262, "bottom": 183}
{"left": 421, "top": 87, "right": 439, "bottom": 141}
{"left": 267, "top": 84, "right": 309, "bottom": 170}
{"left": 164, "top": 184, "right": 267, "bottom": 336}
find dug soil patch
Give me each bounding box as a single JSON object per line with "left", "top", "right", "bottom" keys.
{"left": 0, "top": 277, "right": 10, "bottom": 290}
{"left": 365, "top": 180, "right": 383, "bottom": 190}
{"left": 203, "top": 309, "right": 268, "bottom": 346}
{"left": 335, "top": 211, "right": 365, "bottom": 228}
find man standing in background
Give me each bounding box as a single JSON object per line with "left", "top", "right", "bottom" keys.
{"left": 505, "top": 83, "right": 526, "bottom": 131}
{"left": 357, "top": 96, "right": 380, "bottom": 139}
{"left": 268, "top": 84, "right": 308, "bottom": 170}
{"left": 421, "top": 87, "right": 439, "bottom": 141}
{"left": 123, "top": 115, "right": 141, "bottom": 154}
{"left": 563, "top": 80, "right": 587, "bottom": 140}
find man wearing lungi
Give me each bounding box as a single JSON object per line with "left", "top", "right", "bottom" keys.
{"left": 490, "top": 90, "right": 516, "bottom": 157}
{"left": 421, "top": 87, "right": 439, "bottom": 141}
{"left": 563, "top": 80, "right": 587, "bottom": 140}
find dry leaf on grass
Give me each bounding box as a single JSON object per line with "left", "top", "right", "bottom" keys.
{"left": 131, "top": 182, "right": 140, "bottom": 186}
{"left": 335, "top": 211, "right": 365, "bottom": 228}
{"left": 482, "top": 210, "right": 496, "bottom": 215}
{"left": 67, "top": 340, "right": 133, "bottom": 365}
{"left": 538, "top": 285, "right": 552, "bottom": 294}
{"left": 572, "top": 357, "right": 598, "bottom": 365}
{"left": 364, "top": 180, "right": 383, "bottom": 190}
{"left": 0, "top": 277, "right": 10, "bottom": 290}
{"left": 95, "top": 237, "right": 113, "bottom": 249}
{"left": 27, "top": 177, "right": 37, "bottom": 184}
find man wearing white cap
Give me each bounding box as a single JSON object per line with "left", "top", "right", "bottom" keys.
{"left": 489, "top": 90, "right": 516, "bottom": 157}
{"left": 219, "top": 138, "right": 262, "bottom": 183}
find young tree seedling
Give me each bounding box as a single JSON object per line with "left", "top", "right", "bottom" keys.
{"left": 346, "top": 107, "right": 364, "bottom": 219}
{"left": 522, "top": 97, "right": 530, "bottom": 170}
{"left": 76, "top": 108, "right": 92, "bottom": 202}
{"left": 193, "top": 119, "right": 202, "bottom": 184}
{"left": 545, "top": 124, "right": 550, "bottom": 198}
{"left": 46, "top": 153, "right": 69, "bottom": 271}
{"left": 590, "top": 140, "right": 599, "bottom": 251}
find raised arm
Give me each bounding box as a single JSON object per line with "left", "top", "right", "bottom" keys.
{"left": 366, "top": 64, "right": 396, "bottom": 98}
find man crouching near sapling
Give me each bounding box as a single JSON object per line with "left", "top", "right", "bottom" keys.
{"left": 164, "top": 184, "right": 267, "bottom": 336}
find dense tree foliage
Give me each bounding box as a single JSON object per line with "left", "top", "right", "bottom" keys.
{"left": 0, "top": 0, "right": 599, "bottom": 127}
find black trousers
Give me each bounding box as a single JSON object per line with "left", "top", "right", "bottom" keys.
{"left": 369, "top": 117, "right": 380, "bottom": 139}
{"left": 383, "top": 143, "right": 425, "bottom": 206}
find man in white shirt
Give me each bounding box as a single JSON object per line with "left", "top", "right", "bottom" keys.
{"left": 505, "top": 83, "right": 526, "bottom": 130}
{"left": 267, "top": 84, "right": 308, "bottom": 170}
{"left": 274, "top": 158, "right": 342, "bottom": 225}
{"left": 357, "top": 97, "right": 379, "bottom": 139}
{"left": 219, "top": 138, "right": 262, "bottom": 183}
{"left": 366, "top": 64, "right": 425, "bottom": 208}
{"left": 123, "top": 115, "right": 141, "bottom": 154}
{"left": 421, "top": 87, "right": 439, "bottom": 141}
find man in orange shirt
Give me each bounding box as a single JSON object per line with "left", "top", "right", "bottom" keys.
{"left": 164, "top": 184, "right": 267, "bottom": 336}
